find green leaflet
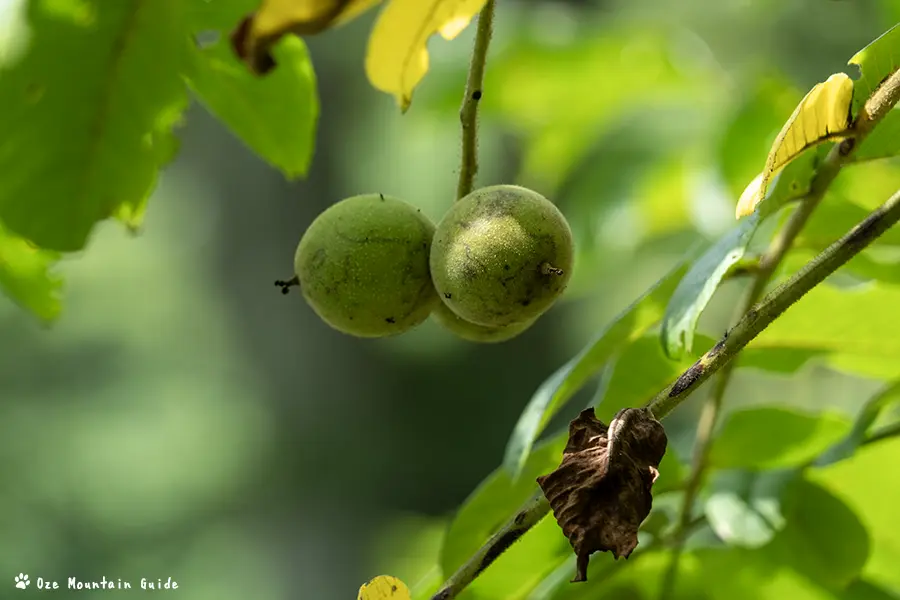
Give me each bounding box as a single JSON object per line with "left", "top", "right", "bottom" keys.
{"left": 185, "top": 36, "right": 319, "bottom": 179}
{"left": 0, "top": 0, "right": 191, "bottom": 251}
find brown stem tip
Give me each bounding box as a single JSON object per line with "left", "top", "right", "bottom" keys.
{"left": 541, "top": 263, "right": 565, "bottom": 276}
{"left": 274, "top": 276, "right": 300, "bottom": 295}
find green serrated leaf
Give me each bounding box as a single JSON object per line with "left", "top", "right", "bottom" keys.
{"left": 0, "top": 221, "right": 62, "bottom": 321}
{"left": 706, "top": 490, "right": 777, "bottom": 549}
{"left": 187, "top": 0, "right": 258, "bottom": 32}
{"left": 750, "top": 282, "right": 900, "bottom": 379}
{"left": 770, "top": 478, "right": 871, "bottom": 590}
{"left": 0, "top": 0, "right": 190, "bottom": 252}
{"left": 810, "top": 437, "right": 900, "bottom": 591}
{"left": 853, "top": 109, "right": 900, "bottom": 162}
{"left": 185, "top": 36, "right": 318, "bottom": 178}
{"left": 831, "top": 158, "right": 900, "bottom": 212}
{"left": 710, "top": 407, "right": 852, "bottom": 470}
{"left": 849, "top": 23, "right": 900, "bottom": 118}
{"left": 502, "top": 261, "right": 688, "bottom": 478}
{"left": 798, "top": 195, "right": 900, "bottom": 249}
{"left": 704, "top": 469, "right": 793, "bottom": 550}
{"left": 660, "top": 212, "right": 761, "bottom": 359}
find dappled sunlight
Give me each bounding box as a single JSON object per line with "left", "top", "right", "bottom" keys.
{"left": 0, "top": 0, "right": 30, "bottom": 68}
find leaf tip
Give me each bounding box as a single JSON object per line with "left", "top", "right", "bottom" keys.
{"left": 438, "top": 15, "right": 474, "bottom": 40}
{"left": 736, "top": 172, "right": 764, "bottom": 219}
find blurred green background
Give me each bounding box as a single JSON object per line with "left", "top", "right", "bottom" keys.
{"left": 1, "top": 0, "right": 899, "bottom": 598}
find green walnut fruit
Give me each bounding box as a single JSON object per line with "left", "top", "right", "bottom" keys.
{"left": 276, "top": 193, "right": 439, "bottom": 338}
{"left": 430, "top": 184, "right": 574, "bottom": 327}
{"left": 432, "top": 301, "right": 537, "bottom": 344}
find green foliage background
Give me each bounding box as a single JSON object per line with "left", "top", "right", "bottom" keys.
{"left": 1, "top": 0, "right": 899, "bottom": 599}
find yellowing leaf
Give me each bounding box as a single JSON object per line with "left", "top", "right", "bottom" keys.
{"left": 357, "top": 575, "right": 411, "bottom": 600}
{"left": 365, "top": 0, "right": 489, "bottom": 111}
{"left": 735, "top": 73, "right": 853, "bottom": 218}
{"left": 232, "top": 0, "right": 382, "bottom": 74}
{"left": 736, "top": 172, "right": 765, "bottom": 218}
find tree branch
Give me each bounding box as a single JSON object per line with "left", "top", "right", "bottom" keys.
{"left": 430, "top": 493, "right": 547, "bottom": 600}
{"left": 647, "top": 186, "right": 900, "bottom": 418}
{"left": 658, "top": 64, "right": 900, "bottom": 598}
{"left": 456, "top": 0, "right": 495, "bottom": 201}
{"left": 430, "top": 187, "right": 900, "bottom": 600}
{"left": 431, "top": 66, "right": 900, "bottom": 600}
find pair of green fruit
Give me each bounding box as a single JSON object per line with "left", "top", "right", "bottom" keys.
{"left": 276, "top": 185, "right": 574, "bottom": 343}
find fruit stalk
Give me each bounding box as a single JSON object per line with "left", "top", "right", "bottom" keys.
{"left": 456, "top": 0, "right": 496, "bottom": 201}
{"left": 429, "top": 186, "right": 900, "bottom": 600}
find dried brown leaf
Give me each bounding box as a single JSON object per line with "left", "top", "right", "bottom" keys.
{"left": 537, "top": 407, "right": 667, "bottom": 582}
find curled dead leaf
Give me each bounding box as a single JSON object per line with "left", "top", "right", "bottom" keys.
{"left": 536, "top": 407, "right": 667, "bottom": 582}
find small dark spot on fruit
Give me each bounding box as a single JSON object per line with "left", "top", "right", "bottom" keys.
{"left": 386, "top": 317, "right": 396, "bottom": 324}
{"left": 504, "top": 264, "right": 510, "bottom": 271}
{"left": 391, "top": 585, "right": 397, "bottom": 592}
{"left": 444, "top": 293, "right": 452, "bottom": 299}
{"left": 379, "top": 193, "right": 385, "bottom": 201}
{"left": 521, "top": 299, "right": 530, "bottom": 307}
